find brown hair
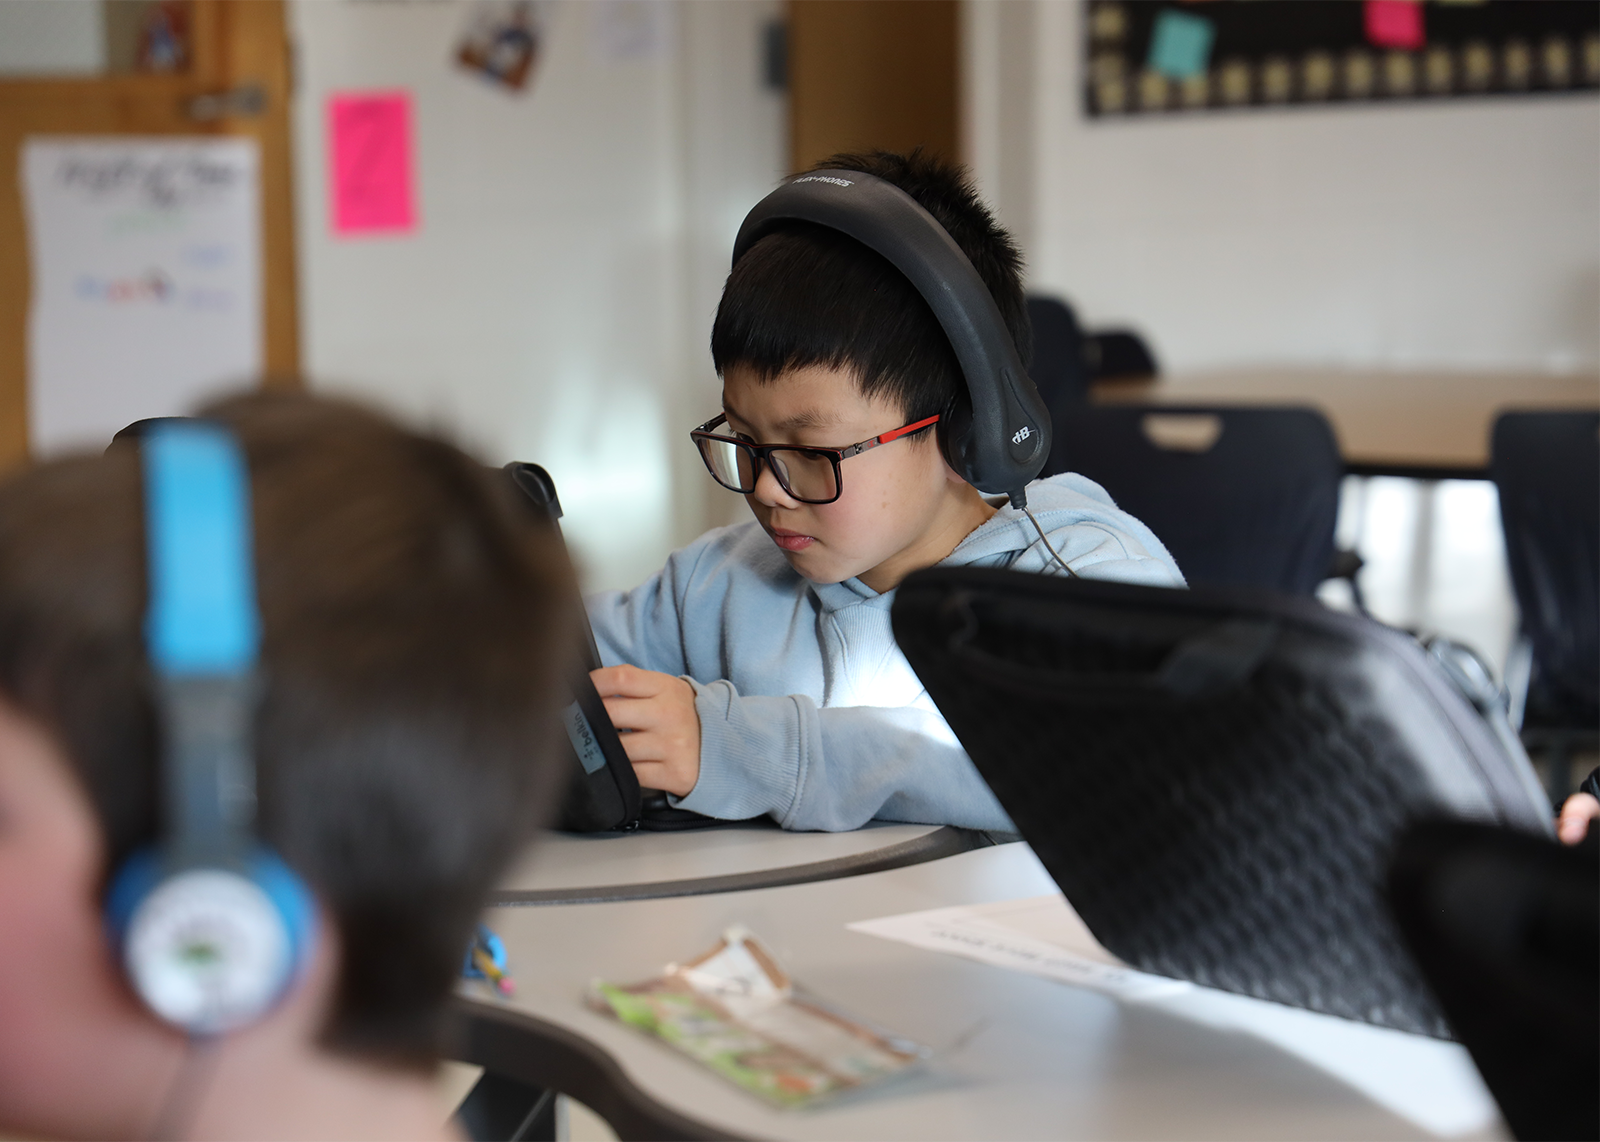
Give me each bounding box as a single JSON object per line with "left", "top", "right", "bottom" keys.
{"left": 0, "top": 391, "right": 575, "bottom": 1066}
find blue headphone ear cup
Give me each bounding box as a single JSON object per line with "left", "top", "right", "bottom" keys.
{"left": 105, "top": 845, "right": 317, "bottom": 1033}
{"left": 105, "top": 846, "right": 165, "bottom": 948}
{"left": 246, "top": 846, "right": 316, "bottom": 983}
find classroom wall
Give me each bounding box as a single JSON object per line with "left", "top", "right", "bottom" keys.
{"left": 288, "top": 0, "right": 783, "bottom": 592}
{"left": 964, "top": 0, "right": 1600, "bottom": 374}
{"left": 0, "top": 1, "right": 105, "bottom": 76}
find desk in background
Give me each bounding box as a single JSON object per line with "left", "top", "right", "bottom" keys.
{"left": 451, "top": 844, "right": 1500, "bottom": 1141}
{"left": 1095, "top": 368, "right": 1600, "bottom": 480}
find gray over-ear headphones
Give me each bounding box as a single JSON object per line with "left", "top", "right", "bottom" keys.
{"left": 731, "top": 170, "right": 1052, "bottom": 510}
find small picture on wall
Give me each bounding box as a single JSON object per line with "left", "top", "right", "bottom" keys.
{"left": 135, "top": 1, "right": 191, "bottom": 72}
{"left": 456, "top": 1, "right": 543, "bottom": 93}
{"left": 103, "top": 0, "right": 194, "bottom": 73}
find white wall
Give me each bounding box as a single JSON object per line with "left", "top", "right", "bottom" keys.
{"left": 288, "top": 0, "right": 783, "bottom": 591}
{"left": 0, "top": 0, "right": 105, "bottom": 76}
{"left": 965, "top": 0, "right": 1600, "bottom": 374}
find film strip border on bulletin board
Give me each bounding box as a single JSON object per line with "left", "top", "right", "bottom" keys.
{"left": 1085, "top": 1, "right": 1600, "bottom": 118}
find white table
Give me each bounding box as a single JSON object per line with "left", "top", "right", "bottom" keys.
{"left": 453, "top": 844, "right": 1502, "bottom": 1141}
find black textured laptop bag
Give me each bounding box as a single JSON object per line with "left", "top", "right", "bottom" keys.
{"left": 891, "top": 567, "right": 1553, "bottom": 1038}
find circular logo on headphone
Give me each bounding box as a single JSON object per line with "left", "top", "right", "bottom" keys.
{"left": 125, "top": 869, "right": 292, "bottom": 1034}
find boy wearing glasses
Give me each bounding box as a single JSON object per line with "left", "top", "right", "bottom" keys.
{"left": 588, "top": 151, "right": 1182, "bottom": 832}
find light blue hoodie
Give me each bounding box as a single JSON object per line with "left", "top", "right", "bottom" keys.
{"left": 586, "top": 473, "right": 1185, "bottom": 832}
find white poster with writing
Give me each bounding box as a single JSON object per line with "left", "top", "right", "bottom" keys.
{"left": 22, "top": 137, "right": 261, "bottom": 455}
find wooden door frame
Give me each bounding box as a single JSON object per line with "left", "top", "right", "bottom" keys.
{"left": 787, "top": 0, "right": 961, "bottom": 174}
{"left": 0, "top": 0, "right": 298, "bottom": 471}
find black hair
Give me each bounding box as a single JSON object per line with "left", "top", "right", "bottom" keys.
{"left": 0, "top": 392, "right": 576, "bottom": 1069}
{"left": 710, "top": 149, "right": 1029, "bottom": 431}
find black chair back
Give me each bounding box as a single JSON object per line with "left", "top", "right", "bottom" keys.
{"left": 1052, "top": 405, "right": 1341, "bottom": 595}
{"left": 1024, "top": 295, "right": 1090, "bottom": 411}
{"left": 1086, "top": 329, "right": 1159, "bottom": 380}
{"left": 1490, "top": 411, "right": 1600, "bottom": 731}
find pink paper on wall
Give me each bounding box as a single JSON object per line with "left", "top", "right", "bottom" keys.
{"left": 329, "top": 91, "right": 416, "bottom": 236}
{"left": 1364, "top": 1, "right": 1425, "bottom": 51}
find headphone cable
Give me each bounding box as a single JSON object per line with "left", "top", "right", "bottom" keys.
{"left": 1023, "top": 506, "right": 1078, "bottom": 579}
{"left": 146, "top": 1035, "right": 221, "bottom": 1142}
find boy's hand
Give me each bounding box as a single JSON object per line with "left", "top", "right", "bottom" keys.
{"left": 1558, "top": 792, "right": 1600, "bottom": 845}
{"left": 590, "top": 665, "right": 701, "bottom": 797}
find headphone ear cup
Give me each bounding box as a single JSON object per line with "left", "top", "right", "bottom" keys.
{"left": 248, "top": 847, "right": 316, "bottom": 971}
{"left": 106, "top": 845, "right": 316, "bottom": 1034}
{"left": 939, "top": 388, "right": 976, "bottom": 484}
{"left": 105, "top": 845, "right": 165, "bottom": 947}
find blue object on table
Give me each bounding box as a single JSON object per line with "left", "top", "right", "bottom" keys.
{"left": 1147, "top": 9, "right": 1215, "bottom": 80}
{"left": 463, "top": 924, "right": 508, "bottom": 979}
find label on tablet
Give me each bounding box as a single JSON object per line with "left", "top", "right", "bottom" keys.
{"left": 562, "top": 701, "right": 608, "bottom": 775}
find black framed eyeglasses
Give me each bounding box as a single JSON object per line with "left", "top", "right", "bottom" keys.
{"left": 690, "top": 412, "right": 941, "bottom": 505}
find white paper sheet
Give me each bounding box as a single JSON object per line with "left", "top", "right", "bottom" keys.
{"left": 589, "top": 0, "right": 673, "bottom": 62}
{"left": 22, "top": 137, "right": 262, "bottom": 455}
{"left": 850, "top": 894, "right": 1502, "bottom": 1138}
{"left": 849, "top": 894, "right": 1191, "bottom": 1001}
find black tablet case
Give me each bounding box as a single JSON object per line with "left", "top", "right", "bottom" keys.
{"left": 505, "top": 462, "right": 733, "bottom": 834}
{"left": 505, "top": 463, "right": 641, "bottom": 832}
{"left": 891, "top": 566, "right": 1553, "bottom": 1038}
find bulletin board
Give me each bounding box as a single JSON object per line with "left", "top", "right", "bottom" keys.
{"left": 1084, "top": 1, "right": 1600, "bottom": 118}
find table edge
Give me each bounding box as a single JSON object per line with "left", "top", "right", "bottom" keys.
{"left": 1344, "top": 460, "right": 1487, "bottom": 481}
{"left": 446, "top": 998, "right": 750, "bottom": 1142}
{"left": 487, "top": 825, "right": 1005, "bottom": 907}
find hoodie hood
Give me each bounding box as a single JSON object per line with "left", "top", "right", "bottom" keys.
{"left": 809, "top": 472, "right": 1185, "bottom": 614}
{"left": 953, "top": 472, "right": 1183, "bottom": 577}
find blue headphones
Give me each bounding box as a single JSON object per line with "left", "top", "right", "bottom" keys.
{"left": 103, "top": 421, "right": 315, "bottom": 1036}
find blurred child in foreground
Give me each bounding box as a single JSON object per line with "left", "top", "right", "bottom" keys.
{"left": 0, "top": 393, "right": 574, "bottom": 1140}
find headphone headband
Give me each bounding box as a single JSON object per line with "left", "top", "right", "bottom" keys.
{"left": 140, "top": 422, "right": 262, "bottom": 864}
{"left": 142, "top": 422, "right": 260, "bottom": 676}
{"left": 109, "top": 419, "right": 312, "bottom": 1035}
{"left": 731, "top": 170, "right": 1051, "bottom": 506}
